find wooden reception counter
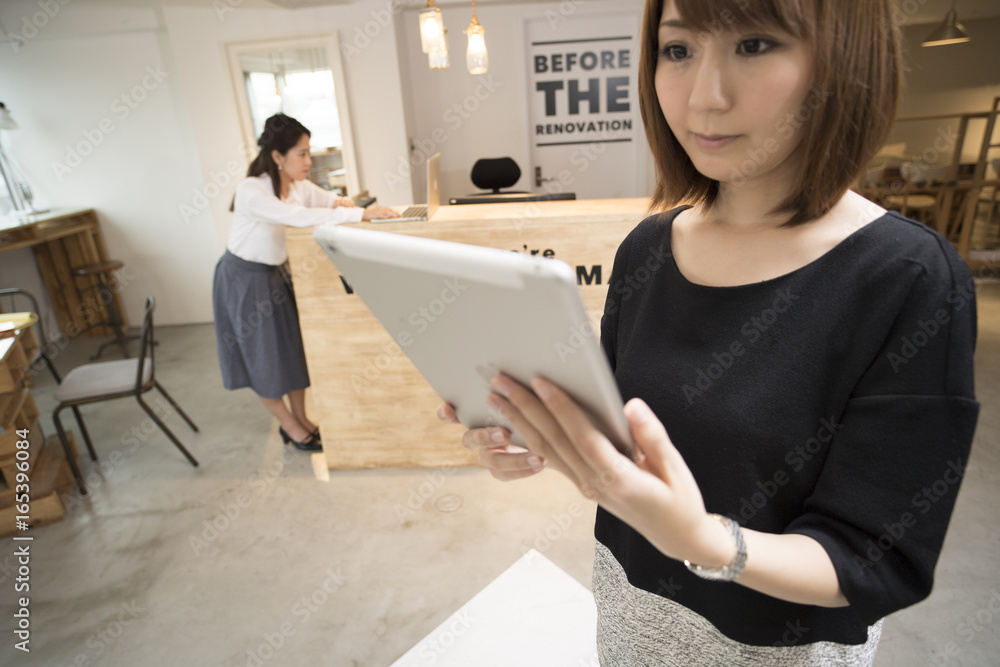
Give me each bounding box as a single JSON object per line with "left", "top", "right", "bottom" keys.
{"left": 285, "top": 198, "right": 651, "bottom": 470}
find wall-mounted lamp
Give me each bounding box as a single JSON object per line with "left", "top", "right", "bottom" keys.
{"left": 922, "top": 0, "right": 971, "bottom": 47}
{"left": 429, "top": 28, "right": 450, "bottom": 70}
{"left": 419, "top": 1, "right": 446, "bottom": 54}
{"left": 464, "top": 0, "right": 488, "bottom": 75}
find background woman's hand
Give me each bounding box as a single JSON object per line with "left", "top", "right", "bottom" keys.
{"left": 361, "top": 205, "right": 400, "bottom": 221}
{"left": 334, "top": 197, "right": 356, "bottom": 208}
{"left": 436, "top": 403, "right": 546, "bottom": 481}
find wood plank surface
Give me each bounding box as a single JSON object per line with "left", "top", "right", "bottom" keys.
{"left": 2, "top": 209, "right": 124, "bottom": 337}
{"left": 286, "top": 198, "right": 652, "bottom": 470}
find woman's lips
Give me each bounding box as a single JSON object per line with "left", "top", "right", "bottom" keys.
{"left": 694, "top": 134, "right": 741, "bottom": 150}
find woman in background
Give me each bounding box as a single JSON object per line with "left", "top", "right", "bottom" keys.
{"left": 215, "top": 113, "right": 398, "bottom": 451}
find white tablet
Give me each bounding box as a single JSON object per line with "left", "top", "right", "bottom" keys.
{"left": 313, "top": 225, "right": 635, "bottom": 459}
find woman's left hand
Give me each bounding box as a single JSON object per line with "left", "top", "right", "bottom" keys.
{"left": 334, "top": 197, "right": 356, "bottom": 208}
{"left": 488, "top": 373, "right": 734, "bottom": 567}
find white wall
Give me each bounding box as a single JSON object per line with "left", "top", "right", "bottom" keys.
{"left": 396, "top": 0, "right": 653, "bottom": 204}
{"left": 160, "top": 0, "right": 413, "bottom": 250}
{"left": 0, "top": 0, "right": 412, "bottom": 328}
{"left": 0, "top": 2, "right": 217, "bottom": 329}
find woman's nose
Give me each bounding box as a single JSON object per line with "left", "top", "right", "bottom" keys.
{"left": 688, "top": 48, "right": 731, "bottom": 113}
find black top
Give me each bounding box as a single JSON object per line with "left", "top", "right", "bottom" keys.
{"left": 595, "top": 206, "right": 980, "bottom": 647}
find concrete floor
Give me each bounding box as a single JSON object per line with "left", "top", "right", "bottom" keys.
{"left": 1, "top": 283, "right": 998, "bottom": 667}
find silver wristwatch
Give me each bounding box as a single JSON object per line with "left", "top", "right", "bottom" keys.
{"left": 684, "top": 514, "right": 747, "bottom": 582}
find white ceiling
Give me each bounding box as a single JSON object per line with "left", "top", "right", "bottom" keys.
{"left": 51, "top": 0, "right": 1000, "bottom": 26}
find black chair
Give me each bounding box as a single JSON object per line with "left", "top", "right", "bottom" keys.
{"left": 449, "top": 157, "right": 577, "bottom": 205}
{"left": 52, "top": 296, "right": 198, "bottom": 495}
{"left": 470, "top": 157, "right": 527, "bottom": 195}
{"left": 71, "top": 260, "right": 140, "bottom": 360}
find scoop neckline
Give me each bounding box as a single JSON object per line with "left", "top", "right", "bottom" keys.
{"left": 664, "top": 205, "right": 891, "bottom": 291}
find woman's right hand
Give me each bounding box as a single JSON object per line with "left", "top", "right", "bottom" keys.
{"left": 437, "top": 402, "right": 546, "bottom": 481}
{"left": 361, "top": 206, "right": 400, "bottom": 221}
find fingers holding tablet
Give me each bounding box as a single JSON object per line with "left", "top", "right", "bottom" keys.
{"left": 437, "top": 401, "right": 546, "bottom": 481}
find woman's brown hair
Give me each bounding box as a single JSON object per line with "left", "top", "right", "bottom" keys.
{"left": 639, "top": 0, "right": 902, "bottom": 226}
{"left": 230, "top": 113, "right": 311, "bottom": 211}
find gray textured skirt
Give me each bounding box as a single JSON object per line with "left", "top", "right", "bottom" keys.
{"left": 212, "top": 250, "right": 310, "bottom": 399}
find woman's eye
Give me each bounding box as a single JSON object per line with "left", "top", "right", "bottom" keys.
{"left": 737, "top": 38, "right": 777, "bottom": 56}
{"left": 660, "top": 44, "right": 690, "bottom": 62}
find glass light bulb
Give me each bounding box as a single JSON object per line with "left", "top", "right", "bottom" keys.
{"left": 465, "top": 23, "right": 488, "bottom": 75}
{"left": 429, "top": 45, "right": 450, "bottom": 70}
{"left": 419, "top": 7, "right": 446, "bottom": 54}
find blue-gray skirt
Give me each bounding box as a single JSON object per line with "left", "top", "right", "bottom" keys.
{"left": 212, "top": 250, "right": 310, "bottom": 399}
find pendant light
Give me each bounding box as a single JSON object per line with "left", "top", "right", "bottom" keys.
{"left": 464, "top": 0, "right": 488, "bottom": 75}
{"left": 419, "top": 1, "right": 446, "bottom": 54}
{"left": 922, "top": 0, "right": 971, "bottom": 47}
{"left": 429, "top": 28, "right": 450, "bottom": 70}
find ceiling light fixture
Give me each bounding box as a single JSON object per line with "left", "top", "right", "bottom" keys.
{"left": 419, "top": 1, "right": 446, "bottom": 54}
{"left": 464, "top": 0, "right": 488, "bottom": 75}
{"left": 922, "top": 0, "right": 971, "bottom": 47}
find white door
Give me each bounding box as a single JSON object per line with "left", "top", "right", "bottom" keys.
{"left": 525, "top": 11, "right": 647, "bottom": 200}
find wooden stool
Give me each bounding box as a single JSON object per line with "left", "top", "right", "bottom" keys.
{"left": 72, "top": 260, "right": 138, "bottom": 360}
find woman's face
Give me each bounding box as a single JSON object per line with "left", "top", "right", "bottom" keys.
{"left": 654, "top": 0, "right": 816, "bottom": 190}
{"left": 273, "top": 133, "right": 312, "bottom": 181}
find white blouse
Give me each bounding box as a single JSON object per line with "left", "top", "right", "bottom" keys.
{"left": 227, "top": 173, "right": 364, "bottom": 265}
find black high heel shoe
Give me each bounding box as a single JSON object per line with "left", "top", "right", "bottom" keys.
{"left": 279, "top": 427, "right": 322, "bottom": 452}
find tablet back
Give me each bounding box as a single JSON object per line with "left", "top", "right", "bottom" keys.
{"left": 313, "top": 225, "right": 633, "bottom": 457}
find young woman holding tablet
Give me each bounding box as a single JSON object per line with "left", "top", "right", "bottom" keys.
{"left": 215, "top": 114, "right": 398, "bottom": 451}
{"left": 438, "top": 1, "right": 979, "bottom": 663}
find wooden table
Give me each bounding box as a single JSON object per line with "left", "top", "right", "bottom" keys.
{"left": 0, "top": 208, "right": 126, "bottom": 340}
{"left": 286, "top": 198, "right": 651, "bottom": 470}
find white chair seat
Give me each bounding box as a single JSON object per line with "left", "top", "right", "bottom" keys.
{"left": 54, "top": 358, "right": 152, "bottom": 402}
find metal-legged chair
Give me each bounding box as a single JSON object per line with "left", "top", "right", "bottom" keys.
{"left": 52, "top": 296, "right": 199, "bottom": 495}
{"left": 71, "top": 260, "right": 139, "bottom": 360}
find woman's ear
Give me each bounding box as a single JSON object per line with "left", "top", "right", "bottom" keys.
{"left": 271, "top": 149, "right": 282, "bottom": 169}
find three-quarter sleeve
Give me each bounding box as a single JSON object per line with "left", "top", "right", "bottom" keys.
{"left": 301, "top": 179, "right": 351, "bottom": 210}
{"left": 785, "top": 236, "right": 979, "bottom": 625}
{"left": 236, "top": 179, "right": 362, "bottom": 228}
